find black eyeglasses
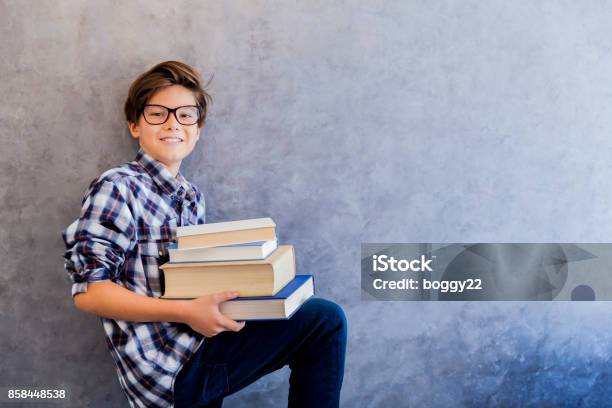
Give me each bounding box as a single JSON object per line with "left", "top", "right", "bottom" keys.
{"left": 142, "top": 104, "right": 200, "bottom": 126}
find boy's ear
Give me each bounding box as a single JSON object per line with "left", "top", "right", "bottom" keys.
{"left": 128, "top": 121, "right": 140, "bottom": 139}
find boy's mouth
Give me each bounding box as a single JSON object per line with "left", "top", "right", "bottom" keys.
{"left": 160, "top": 137, "right": 184, "bottom": 143}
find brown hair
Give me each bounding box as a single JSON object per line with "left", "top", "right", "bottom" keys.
{"left": 124, "top": 61, "right": 212, "bottom": 128}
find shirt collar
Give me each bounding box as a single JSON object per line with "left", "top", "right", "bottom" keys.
{"left": 135, "top": 148, "right": 196, "bottom": 201}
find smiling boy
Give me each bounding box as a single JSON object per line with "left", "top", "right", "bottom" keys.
{"left": 62, "top": 61, "right": 347, "bottom": 408}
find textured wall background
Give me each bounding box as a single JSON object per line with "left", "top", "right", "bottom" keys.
{"left": 3, "top": 0, "right": 612, "bottom": 406}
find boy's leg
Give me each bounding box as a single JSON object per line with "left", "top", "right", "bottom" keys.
{"left": 173, "top": 297, "right": 348, "bottom": 408}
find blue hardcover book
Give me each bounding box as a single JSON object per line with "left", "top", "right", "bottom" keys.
{"left": 219, "top": 274, "right": 315, "bottom": 321}
{"left": 162, "top": 275, "right": 315, "bottom": 321}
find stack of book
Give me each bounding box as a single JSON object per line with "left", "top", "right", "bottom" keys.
{"left": 159, "top": 217, "right": 314, "bottom": 321}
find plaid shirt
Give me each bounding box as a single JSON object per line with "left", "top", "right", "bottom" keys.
{"left": 62, "top": 148, "right": 206, "bottom": 407}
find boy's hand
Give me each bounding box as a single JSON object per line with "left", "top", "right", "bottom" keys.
{"left": 180, "top": 291, "right": 246, "bottom": 337}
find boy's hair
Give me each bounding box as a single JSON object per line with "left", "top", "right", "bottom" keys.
{"left": 124, "top": 60, "right": 213, "bottom": 128}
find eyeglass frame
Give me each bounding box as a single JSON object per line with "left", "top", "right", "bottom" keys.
{"left": 141, "top": 104, "right": 201, "bottom": 126}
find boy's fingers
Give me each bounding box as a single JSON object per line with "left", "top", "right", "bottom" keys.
{"left": 220, "top": 316, "right": 246, "bottom": 332}
{"left": 212, "top": 291, "right": 240, "bottom": 304}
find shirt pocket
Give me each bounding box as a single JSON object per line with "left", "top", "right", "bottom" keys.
{"left": 137, "top": 217, "right": 177, "bottom": 254}
{"left": 136, "top": 217, "right": 177, "bottom": 297}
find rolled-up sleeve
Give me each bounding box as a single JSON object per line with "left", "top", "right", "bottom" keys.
{"left": 62, "top": 179, "right": 136, "bottom": 298}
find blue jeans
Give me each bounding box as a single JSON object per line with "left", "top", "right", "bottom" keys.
{"left": 173, "top": 297, "right": 348, "bottom": 408}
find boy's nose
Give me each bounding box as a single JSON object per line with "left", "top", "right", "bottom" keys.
{"left": 166, "top": 112, "right": 181, "bottom": 128}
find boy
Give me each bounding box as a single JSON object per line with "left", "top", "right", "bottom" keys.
{"left": 62, "top": 61, "right": 347, "bottom": 408}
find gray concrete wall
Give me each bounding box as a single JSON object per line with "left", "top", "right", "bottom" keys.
{"left": 3, "top": 1, "right": 612, "bottom": 406}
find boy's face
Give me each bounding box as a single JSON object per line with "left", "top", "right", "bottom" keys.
{"left": 128, "top": 84, "right": 201, "bottom": 176}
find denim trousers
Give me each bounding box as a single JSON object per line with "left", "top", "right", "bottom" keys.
{"left": 173, "top": 297, "right": 348, "bottom": 408}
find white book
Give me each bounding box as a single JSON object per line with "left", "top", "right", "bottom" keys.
{"left": 177, "top": 217, "right": 277, "bottom": 249}
{"left": 167, "top": 240, "right": 279, "bottom": 263}
{"left": 177, "top": 217, "right": 276, "bottom": 237}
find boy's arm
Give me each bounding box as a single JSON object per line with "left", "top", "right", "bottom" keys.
{"left": 74, "top": 281, "right": 187, "bottom": 323}
{"left": 75, "top": 281, "right": 245, "bottom": 335}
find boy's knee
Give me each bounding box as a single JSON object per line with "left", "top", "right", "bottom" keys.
{"left": 300, "top": 297, "right": 347, "bottom": 335}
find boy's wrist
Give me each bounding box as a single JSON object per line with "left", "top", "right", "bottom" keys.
{"left": 164, "top": 299, "right": 191, "bottom": 324}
